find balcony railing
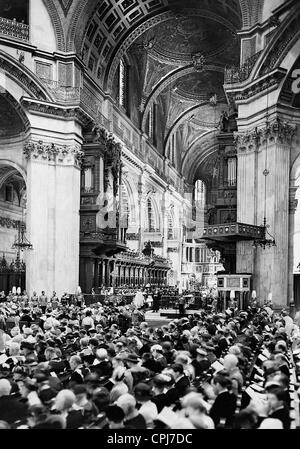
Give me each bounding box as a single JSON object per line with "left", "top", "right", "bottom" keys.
{"left": 38, "top": 78, "right": 80, "bottom": 102}
{"left": 38, "top": 78, "right": 111, "bottom": 129}
{"left": 80, "top": 87, "right": 111, "bottom": 130}
{"left": 0, "top": 17, "right": 29, "bottom": 42}
{"left": 201, "top": 222, "right": 264, "bottom": 241}
{"left": 224, "top": 50, "right": 263, "bottom": 84}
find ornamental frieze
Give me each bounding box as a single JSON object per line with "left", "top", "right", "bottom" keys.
{"left": 0, "top": 217, "right": 22, "bottom": 229}
{"left": 21, "top": 99, "right": 93, "bottom": 128}
{"left": 24, "top": 140, "right": 84, "bottom": 167}
{"left": 226, "top": 69, "right": 286, "bottom": 106}
{"left": 234, "top": 117, "right": 297, "bottom": 151}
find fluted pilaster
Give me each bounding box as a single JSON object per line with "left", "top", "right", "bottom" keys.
{"left": 235, "top": 117, "right": 297, "bottom": 306}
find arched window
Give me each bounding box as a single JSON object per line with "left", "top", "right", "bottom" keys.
{"left": 169, "top": 132, "right": 176, "bottom": 166}
{"left": 145, "top": 197, "right": 158, "bottom": 232}
{"left": 148, "top": 103, "right": 157, "bottom": 146}
{"left": 167, "top": 213, "right": 174, "bottom": 239}
{"left": 120, "top": 181, "right": 130, "bottom": 227}
{"left": 227, "top": 157, "right": 237, "bottom": 186}
{"left": 118, "top": 59, "right": 128, "bottom": 110}
{"left": 194, "top": 179, "right": 206, "bottom": 205}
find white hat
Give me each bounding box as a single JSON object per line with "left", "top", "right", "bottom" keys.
{"left": 96, "top": 348, "right": 108, "bottom": 359}
{"left": 258, "top": 418, "right": 283, "bottom": 429}
{"left": 151, "top": 344, "right": 163, "bottom": 352}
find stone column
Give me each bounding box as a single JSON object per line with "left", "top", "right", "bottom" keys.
{"left": 236, "top": 118, "right": 296, "bottom": 307}
{"left": 138, "top": 172, "right": 145, "bottom": 252}
{"left": 161, "top": 190, "right": 168, "bottom": 258}
{"left": 94, "top": 260, "right": 99, "bottom": 290}
{"left": 102, "top": 260, "right": 106, "bottom": 286}
{"left": 24, "top": 139, "right": 82, "bottom": 297}
{"left": 235, "top": 131, "right": 257, "bottom": 275}
{"left": 288, "top": 186, "right": 298, "bottom": 303}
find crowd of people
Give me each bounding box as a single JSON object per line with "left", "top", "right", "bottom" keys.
{"left": 0, "top": 288, "right": 298, "bottom": 429}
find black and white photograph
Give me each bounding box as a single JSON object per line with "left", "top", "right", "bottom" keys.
{"left": 0, "top": 0, "right": 299, "bottom": 438}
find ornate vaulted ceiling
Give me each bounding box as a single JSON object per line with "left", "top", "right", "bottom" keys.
{"left": 145, "top": 16, "right": 236, "bottom": 66}
{"left": 42, "top": 0, "right": 259, "bottom": 175}
{"left": 77, "top": 0, "right": 241, "bottom": 168}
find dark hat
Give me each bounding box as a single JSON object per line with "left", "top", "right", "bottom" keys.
{"left": 82, "top": 354, "right": 95, "bottom": 365}
{"left": 134, "top": 382, "right": 153, "bottom": 401}
{"left": 39, "top": 387, "right": 57, "bottom": 404}
{"left": 85, "top": 373, "right": 100, "bottom": 384}
{"left": 124, "top": 353, "right": 140, "bottom": 364}
{"left": 20, "top": 341, "right": 35, "bottom": 350}
{"left": 33, "top": 372, "right": 48, "bottom": 383}
{"left": 73, "top": 384, "right": 87, "bottom": 395}
{"left": 105, "top": 405, "right": 125, "bottom": 422}
{"left": 140, "top": 335, "right": 152, "bottom": 343}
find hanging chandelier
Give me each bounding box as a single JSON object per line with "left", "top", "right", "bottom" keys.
{"left": 12, "top": 220, "right": 33, "bottom": 251}
{"left": 252, "top": 116, "right": 276, "bottom": 249}
{"left": 252, "top": 216, "right": 276, "bottom": 249}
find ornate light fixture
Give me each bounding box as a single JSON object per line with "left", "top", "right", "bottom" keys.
{"left": 252, "top": 166, "right": 276, "bottom": 249}
{"left": 12, "top": 220, "right": 33, "bottom": 252}
{"left": 252, "top": 106, "right": 276, "bottom": 249}
{"left": 252, "top": 216, "right": 276, "bottom": 249}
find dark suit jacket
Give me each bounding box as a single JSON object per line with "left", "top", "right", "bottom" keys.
{"left": 0, "top": 395, "right": 28, "bottom": 425}
{"left": 209, "top": 390, "right": 237, "bottom": 427}
{"left": 151, "top": 393, "right": 167, "bottom": 413}
{"left": 269, "top": 406, "right": 291, "bottom": 429}
{"left": 164, "top": 375, "right": 190, "bottom": 406}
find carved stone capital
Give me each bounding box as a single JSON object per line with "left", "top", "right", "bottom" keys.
{"left": 24, "top": 140, "right": 84, "bottom": 167}
{"left": 235, "top": 118, "right": 297, "bottom": 153}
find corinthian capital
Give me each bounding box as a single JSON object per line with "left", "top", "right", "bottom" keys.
{"left": 235, "top": 118, "right": 297, "bottom": 153}
{"left": 261, "top": 117, "right": 297, "bottom": 144}
{"left": 24, "top": 140, "right": 84, "bottom": 167}
{"left": 234, "top": 128, "right": 261, "bottom": 153}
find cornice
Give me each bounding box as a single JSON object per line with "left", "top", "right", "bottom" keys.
{"left": 21, "top": 98, "right": 93, "bottom": 128}
{"left": 225, "top": 68, "right": 286, "bottom": 107}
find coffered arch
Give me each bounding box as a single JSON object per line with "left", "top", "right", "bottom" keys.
{"left": 42, "top": 0, "right": 66, "bottom": 51}
{"left": 104, "top": 8, "right": 239, "bottom": 93}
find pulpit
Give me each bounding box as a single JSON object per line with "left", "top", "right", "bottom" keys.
{"left": 217, "top": 274, "right": 252, "bottom": 310}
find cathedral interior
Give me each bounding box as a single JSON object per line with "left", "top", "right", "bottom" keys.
{"left": 0, "top": 0, "right": 299, "bottom": 309}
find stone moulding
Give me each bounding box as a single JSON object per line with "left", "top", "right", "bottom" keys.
{"left": 225, "top": 69, "right": 286, "bottom": 107}
{"left": 0, "top": 52, "right": 50, "bottom": 101}
{"left": 23, "top": 140, "right": 84, "bottom": 167}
